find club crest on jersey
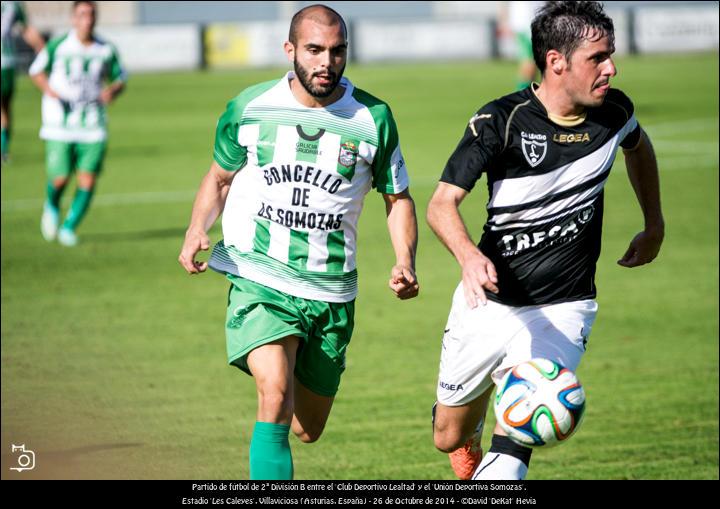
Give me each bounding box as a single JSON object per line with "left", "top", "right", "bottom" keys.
{"left": 521, "top": 131, "right": 548, "bottom": 168}
{"left": 337, "top": 141, "right": 359, "bottom": 181}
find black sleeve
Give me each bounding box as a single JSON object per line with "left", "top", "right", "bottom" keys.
{"left": 621, "top": 123, "right": 642, "bottom": 150}
{"left": 440, "top": 103, "right": 505, "bottom": 192}
{"left": 609, "top": 89, "right": 642, "bottom": 150}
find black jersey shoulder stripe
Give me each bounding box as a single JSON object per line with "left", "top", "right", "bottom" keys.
{"left": 502, "top": 99, "right": 532, "bottom": 151}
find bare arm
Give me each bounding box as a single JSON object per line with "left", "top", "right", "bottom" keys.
{"left": 383, "top": 189, "right": 419, "bottom": 300}
{"left": 100, "top": 80, "right": 125, "bottom": 105}
{"left": 21, "top": 26, "right": 45, "bottom": 53}
{"left": 29, "top": 71, "right": 60, "bottom": 99}
{"left": 618, "top": 129, "right": 665, "bottom": 267}
{"left": 178, "top": 162, "right": 237, "bottom": 274}
{"left": 426, "top": 182, "right": 498, "bottom": 308}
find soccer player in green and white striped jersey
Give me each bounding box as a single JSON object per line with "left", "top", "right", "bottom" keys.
{"left": 179, "top": 4, "right": 419, "bottom": 480}
{"left": 1, "top": 0, "right": 45, "bottom": 161}
{"left": 29, "top": 1, "right": 126, "bottom": 246}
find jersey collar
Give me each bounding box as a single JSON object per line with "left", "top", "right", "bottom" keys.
{"left": 529, "top": 82, "right": 587, "bottom": 127}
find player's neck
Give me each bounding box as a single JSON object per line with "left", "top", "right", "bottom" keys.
{"left": 534, "top": 82, "right": 585, "bottom": 118}
{"left": 289, "top": 77, "right": 345, "bottom": 108}
{"left": 73, "top": 29, "right": 95, "bottom": 46}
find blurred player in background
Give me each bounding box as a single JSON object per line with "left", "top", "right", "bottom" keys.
{"left": 428, "top": 1, "right": 664, "bottom": 480}
{"left": 498, "top": 1, "right": 545, "bottom": 90}
{"left": 1, "top": 0, "right": 45, "bottom": 162}
{"left": 179, "top": 4, "right": 419, "bottom": 479}
{"left": 29, "top": 0, "right": 126, "bottom": 246}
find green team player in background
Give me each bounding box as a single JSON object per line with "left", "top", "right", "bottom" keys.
{"left": 498, "top": 1, "right": 545, "bottom": 90}
{"left": 29, "top": 0, "right": 126, "bottom": 246}
{"left": 1, "top": 0, "right": 45, "bottom": 161}
{"left": 179, "top": 4, "right": 419, "bottom": 479}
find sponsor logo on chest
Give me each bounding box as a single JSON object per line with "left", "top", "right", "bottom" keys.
{"left": 500, "top": 206, "right": 595, "bottom": 256}
{"left": 552, "top": 132, "right": 591, "bottom": 144}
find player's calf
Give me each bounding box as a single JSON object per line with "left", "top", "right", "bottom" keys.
{"left": 291, "top": 382, "right": 334, "bottom": 443}
{"left": 291, "top": 421, "right": 325, "bottom": 443}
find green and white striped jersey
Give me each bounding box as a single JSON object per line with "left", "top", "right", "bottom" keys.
{"left": 209, "top": 72, "right": 409, "bottom": 303}
{"left": 28, "top": 30, "right": 126, "bottom": 143}
{"left": 1, "top": 0, "right": 26, "bottom": 69}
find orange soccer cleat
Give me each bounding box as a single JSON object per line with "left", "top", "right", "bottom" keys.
{"left": 448, "top": 433, "right": 483, "bottom": 480}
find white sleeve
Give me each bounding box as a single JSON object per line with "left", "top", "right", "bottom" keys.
{"left": 28, "top": 47, "right": 49, "bottom": 76}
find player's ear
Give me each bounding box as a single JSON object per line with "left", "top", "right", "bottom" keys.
{"left": 546, "top": 50, "right": 565, "bottom": 75}
{"left": 284, "top": 41, "right": 295, "bottom": 63}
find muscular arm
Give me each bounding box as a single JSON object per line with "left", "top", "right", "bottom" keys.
{"left": 383, "top": 189, "right": 419, "bottom": 300}
{"left": 618, "top": 129, "right": 665, "bottom": 267}
{"left": 21, "top": 26, "right": 45, "bottom": 53}
{"left": 178, "top": 161, "right": 237, "bottom": 274}
{"left": 426, "top": 182, "right": 498, "bottom": 308}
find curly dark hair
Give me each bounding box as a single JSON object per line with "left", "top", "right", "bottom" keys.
{"left": 531, "top": 2, "right": 615, "bottom": 73}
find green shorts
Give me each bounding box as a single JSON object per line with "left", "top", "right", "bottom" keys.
{"left": 45, "top": 140, "right": 106, "bottom": 179}
{"left": 225, "top": 274, "right": 355, "bottom": 397}
{"left": 1, "top": 68, "right": 14, "bottom": 101}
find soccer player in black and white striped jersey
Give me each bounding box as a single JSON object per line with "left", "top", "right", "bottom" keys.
{"left": 428, "top": 1, "right": 664, "bottom": 480}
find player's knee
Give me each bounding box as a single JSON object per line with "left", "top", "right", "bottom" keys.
{"left": 53, "top": 177, "right": 69, "bottom": 189}
{"left": 256, "top": 386, "right": 293, "bottom": 422}
{"left": 77, "top": 172, "right": 96, "bottom": 189}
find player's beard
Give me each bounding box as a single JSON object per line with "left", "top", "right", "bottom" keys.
{"left": 293, "top": 58, "right": 345, "bottom": 98}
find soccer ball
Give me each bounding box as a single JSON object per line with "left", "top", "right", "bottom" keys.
{"left": 494, "top": 359, "right": 585, "bottom": 447}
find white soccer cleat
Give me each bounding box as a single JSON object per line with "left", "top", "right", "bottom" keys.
{"left": 57, "top": 227, "right": 78, "bottom": 247}
{"left": 41, "top": 204, "right": 60, "bottom": 242}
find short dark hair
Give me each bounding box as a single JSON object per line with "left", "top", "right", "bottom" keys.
{"left": 531, "top": 1, "right": 614, "bottom": 74}
{"left": 289, "top": 4, "right": 347, "bottom": 46}
{"left": 73, "top": 1, "right": 96, "bottom": 11}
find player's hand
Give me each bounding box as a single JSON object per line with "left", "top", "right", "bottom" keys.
{"left": 389, "top": 265, "right": 419, "bottom": 300}
{"left": 99, "top": 88, "right": 114, "bottom": 105}
{"left": 460, "top": 248, "right": 498, "bottom": 308}
{"left": 617, "top": 228, "right": 664, "bottom": 268}
{"left": 46, "top": 87, "right": 61, "bottom": 100}
{"left": 179, "top": 227, "right": 211, "bottom": 274}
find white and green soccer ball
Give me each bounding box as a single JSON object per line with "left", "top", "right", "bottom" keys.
{"left": 494, "top": 359, "right": 586, "bottom": 447}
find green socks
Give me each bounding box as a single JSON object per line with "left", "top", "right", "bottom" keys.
{"left": 62, "top": 187, "right": 95, "bottom": 231}
{"left": 249, "top": 421, "right": 293, "bottom": 480}
{"left": 46, "top": 182, "right": 64, "bottom": 211}
{"left": 1, "top": 128, "right": 8, "bottom": 158}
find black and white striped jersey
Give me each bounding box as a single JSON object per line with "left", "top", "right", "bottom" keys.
{"left": 441, "top": 85, "right": 641, "bottom": 306}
